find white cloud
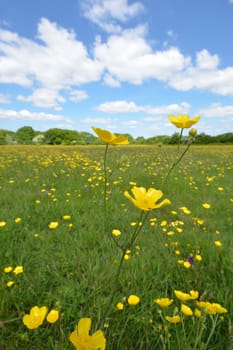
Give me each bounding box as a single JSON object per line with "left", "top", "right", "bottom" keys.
{"left": 94, "top": 26, "right": 190, "bottom": 84}
{"left": 0, "top": 18, "right": 102, "bottom": 91}
{"left": 68, "top": 89, "right": 88, "bottom": 102}
{"left": 81, "top": 117, "right": 114, "bottom": 124}
{"left": 96, "top": 100, "right": 191, "bottom": 114}
{"left": 0, "top": 93, "right": 10, "bottom": 104}
{"left": 17, "top": 88, "right": 65, "bottom": 110}
{"left": 196, "top": 103, "right": 233, "bottom": 118}
{"left": 0, "top": 109, "right": 72, "bottom": 123}
{"left": 81, "top": 0, "right": 144, "bottom": 33}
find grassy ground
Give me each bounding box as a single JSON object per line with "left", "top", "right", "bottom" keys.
{"left": 0, "top": 144, "right": 232, "bottom": 349}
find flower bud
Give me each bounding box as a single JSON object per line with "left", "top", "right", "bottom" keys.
{"left": 189, "top": 128, "right": 197, "bottom": 137}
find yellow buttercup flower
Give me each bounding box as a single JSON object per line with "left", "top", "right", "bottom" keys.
{"left": 124, "top": 186, "right": 171, "bottom": 211}
{"left": 168, "top": 114, "right": 200, "bottom": 128}
{"left": 23, "top": 306, "right": 48, "bottom": 329}
{"left": 70, "top": 318, "right": 106, "bottom": 350}
{"left": 92, "top": 126, "right": 128, "bottom": 146}
{"left": 46, "top": 309, "right": 59, "bottom": 323}
{"left": 165, "top": 315, "right": 181, "bottom": 324}
{"left": 128, "top": 295, "right": 140, "bottom": 305}
{"left": 116, "top": 302, "right": 124, "bottom": 310}
{"left": 154, "top": 298, "right": 174, "bottom": 307}
{"left": 48, "top": 221, "right": 59, "bottom": 229}
{"left": 181, "top": 304, "right": 193, "bottom": 316}
{"left": 13, "top": 266, "right": 23, "bottom": 275}
{"left": 174, "top": 290, "right": 192, "bottom": 301}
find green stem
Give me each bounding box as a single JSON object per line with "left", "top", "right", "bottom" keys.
{"left": 202, "top": 315, "right": 219, "bottom": 350}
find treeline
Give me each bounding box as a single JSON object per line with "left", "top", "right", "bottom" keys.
{"left": 0, "top": 126, "right": 233, "bottom": 145}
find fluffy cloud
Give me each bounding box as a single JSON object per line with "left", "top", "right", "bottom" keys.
{"left": 197, "top": 103, "right": 233, "bottom": 118}
{"left": 96, "top": 100, "right": 190, "bottom": 114}
{"left": 0, "top": 109, "right": 71, "bottom": 122}
{"left": 81, "top": 0, "right": 144, "bottom": 33}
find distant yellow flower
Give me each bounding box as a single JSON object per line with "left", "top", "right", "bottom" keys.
{"left": 194, "top": 308, "right": 202, "bottom": 318}
{"left": 174, "top": 290, "right": 192, "bottom": 301}
{"left": 116, "top": 302, "right": 124, "bottom": 310}
{"left": 181, "top": 304, "right": 193, "bottom": 316}
{"left": 128, "top": 295, "right": 140, "bottom": 305}
{"left": 202, "top": 203, "right": 211, "bottom": 209}
{"left": 0, "top": 221, "right": 6, "bottom": 227}
{"left": 63, "top": 215, "right": 71, "bottom": 220}
{"left": 48, "top": 222, "right": 59, "bottom": 229}
{"left": 4, "top": 266, "right": 13, "bottom": 273}
{"left": 154, "top": 298, "right": 174, "bottom": 307}
{"left": 165, "top": 315, "right": 181, "bottom": 324}
{"left": 7, "top": 281, "right": 14, "bottom": 287}
{"left": 183, "top": 261, "right": 191, "bottom": 269}
{"left": 195, "top": 254, "right": 202, "bottom": 261}
{"left": 124, "top": 186, "right": 170, "bottom": 211}
{"left": 196, "top": 301, "right": 227, "bottom": 315}
{"left": 23, "top": 306, "right": 48, "bottom": 329}
{"left": 189, "top": 290, "right": 199, "bottom": 300}
{"left": 112, "top": 229, "right": 121, "bottom": 237}
{"left": 14, "top": 217, "right": 22, "bottom": 223}
{"left": 70, "top": 318, "right": 106, "bottom": 350}
{"left": 13, "top": 266, "right": 23, "bottom": 275}
{"left": 46, "top": 310, "right": 59, "bottom": 323}
{"left": 214, "top": 240, "right": 222, "bottom": 247}
{"left": 168, "top": 115, "right": 200, "bottom": 128}
{"left": 92, "top": 126, "right": 128, "bottom": 146}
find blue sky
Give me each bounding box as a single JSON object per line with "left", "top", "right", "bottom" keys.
{"left": 0, "top": 0, "right": 233, "bottom": 138}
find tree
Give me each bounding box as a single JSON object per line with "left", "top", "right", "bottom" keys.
{"left": 16, "top": 126, "right": 35, "bottom": 144}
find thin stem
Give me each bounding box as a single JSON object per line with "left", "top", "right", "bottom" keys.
{"left": 202, "top": 315, "right": 219, "bottom": 350}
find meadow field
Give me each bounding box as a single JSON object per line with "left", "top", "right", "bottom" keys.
{"left": 0, "top": 144, "right": 232, "bottom": 349}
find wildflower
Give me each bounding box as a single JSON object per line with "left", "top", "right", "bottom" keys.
{"left": 124, "top": 186, "right": 170, "bottom": 211}
{"left": 202, "top": 203, "right": 211, "bottom": 209}
{"left": 154, "top": 298, "right": 173, "bottom": 307}
{"left": 48, "top": 222, "right": 59, "bottom": 229}
{"left": 168, "top": 115, "right": 200, "bottom": 128}
{"left": 112, "top": 229, "right": 121, "bottom": 237}
{"left": 92, "top": 126, "right": 128, "bottom": 146}
{"left": 63, "top": 215, "right": 71, "bottom": 220}
{"left": 214, "top": 240, "right": 222, "bottom": 247}
{"left": 128, "top": 295, "right": 140, "bottom": 305}
{"left": 15, "top": 217, "right": 22, "bottom": 223}
{"left": 196, "top": 301, "right": 227, "bottom": 315}
{"left": 189, "top": 290, "right": 199, "bottom": 299}
{"left": 0, "top": 221, "right": 6, "bottom": 227}
{"left": 189, "top": 128, "right": 197, "bottom": 137}
{"left": 116, "top": 302, "right": 124, "bottom": 310}
{"left": 7, "top": 281, "right": 14, "bottom": 287}
{"left": 194, "top": 309, "right": 201, "bottom": 318}
{"left": 183, "top": 261, "right": 191, "bottom": 269}
{"left": 23, "top": 306, "right": 48, "bottom": 329}
{"left": 181, "top": 304, "right": 193, "bottom": 316}
{"left": 174, "top": 290, "right": 192, "bottom": 302}
{"left": 195, "top": 254, "right": 202, "bottom": 261}
{"left": 13, "top": 266, "right": 23, "bottom": 275}
{"left": 46, "top": 310, "right": 59, "bottom": 323}
{"left": 4, "top": 266, "right": 13, "bottom": 273}
{"left": 70, "top": 318, "right": 106, "bottom": 350}
{"left": 165, "top": 315, "right": 181, "bottom": 324}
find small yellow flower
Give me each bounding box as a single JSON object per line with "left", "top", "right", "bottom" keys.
{"left": 23, "top": 306, "right": 48, "bottom": 329}
{"left": 112, "top": 229, "right": 121, "bottom": 237}
{"left": 14, "top": 217, "right": 22, "bottom": 223}
{"left": 92, "top": 126, "right": 128, "bottom": 146}
{"left": 4, "top": 266, "right": 13, "bottom": 273}
{"left": 124, "top": 186, "right": 170, "bottom": 211}
{"left": 124, "top": 254, "right": 130, "bottom": 260}
{"left": 195, "top": 254, "right": 202, "bottom": 261}
{"left": 46, "top": 310, "right": 59, "bottom": 323}
{"left": 194, "top": 308, "right": 201, "bottom": 318}
{"left": 202, "top": 203, "right": 211, "bottom": 209}
{"left": 165, "top": 315, "right": 181, "bottom": 324}
{"left": 116, "top": 302, "right": 124, "bottom": 310}
{"left": 128, "top": 295, "right": 140, "bottom": 305}
{"left": 70, "top": 318, "right": 106, "bottom": 350}
{"left": 63, "top": 215, "right": 71, "bottom": 220}
{"left": 189, "top": 290, "right": 199, "bottom": 299}
{"left": 183, "top": 261, "right": 191, "bottom": 269}
{"left": 13, "top": 266, "right": 23, "bottom": 275}
{"left": 174, "top": 290, "right": 192, "bottom": 301}
{"left": 181, "top": 304, "right": 193, "bottom": 316}
{"left": 48, "top": 222, "right": 59, "bottom": 229}
{"left": 154, "top": 298, "right": 174, "bottom": 307}
{"left": 0, "top": 221, "right": 6, "bottom": 227}
{"left": 168, "top": 115, "right": 200, "bottom": 128}
{"left": 7, "top": 281, "right": 14, "bottom": 287}
{"left": 214, "top": 240, "right": 222, "bottom": 247}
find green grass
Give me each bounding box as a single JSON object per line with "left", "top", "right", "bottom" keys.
{"left": 0, "top": 144, "right": 232, "bottom": 349}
